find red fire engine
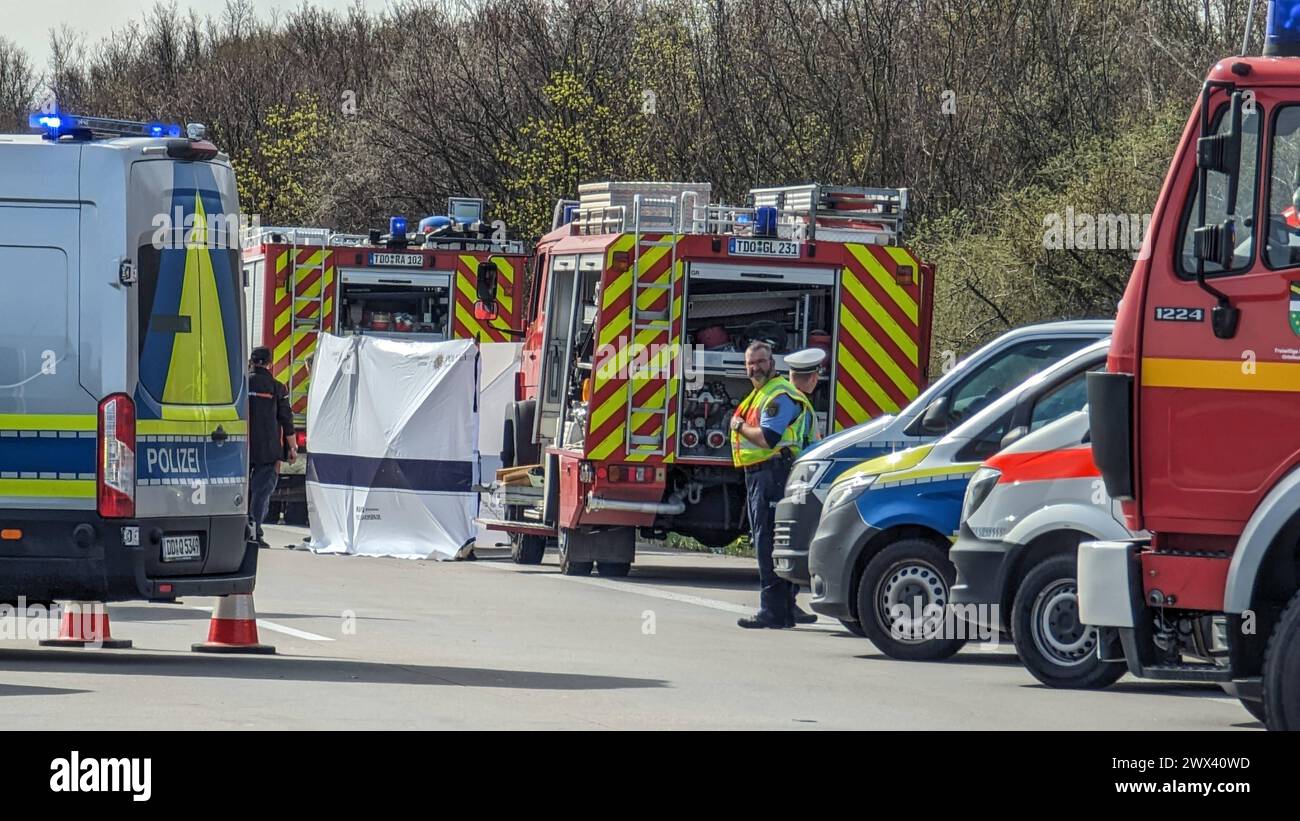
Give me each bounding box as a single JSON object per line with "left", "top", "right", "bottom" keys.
{"left": 241, "top": 200, "right": 526, "bottom": 522}
{"left": 1081, "top": 0, "right": 1300, "bottom": 729}
{"left": 478, "top": 181, "right": 934, "bottom": 575}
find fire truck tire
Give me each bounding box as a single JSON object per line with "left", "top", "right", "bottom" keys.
{"left": 557, "top": 529, "right": 593, "bottom": 576}
{"left": 1225, "top": 685, "right": 1267, "bottom": 724}
{"left": 597, "top": 562, "right": 631, "bottom": 577}
{"left": 511, "top": 533, "right": 546, "bottom": 565}
{"left": 1262, "top": 587, "right": 1300, "bottom": 730}
{"left": 512, "top": 401, "right": 539, "bottom": 467}
{"left": 855, "top": 539, "right": 967, "bottom": 661}
{"left": 501, "top": 417, "right": 516, "bottom": 468}
{"left": 1011, "top": 554, "right": 1126, "bottom": 690}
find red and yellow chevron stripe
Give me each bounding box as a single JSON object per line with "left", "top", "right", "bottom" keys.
{"left": 269, "top": 247, "right": 336, "bottom": 418}
{"left": 262, "top": 247, "right": 523, "bottom": 418}
{"left": 833, "top": 244, "right": 926, "bottom": 431}
{"left": 452, "top": 254, "right": 520, "bottom": 343}
{"left": 585, "top": 234, "right": 684, "bottom": 465}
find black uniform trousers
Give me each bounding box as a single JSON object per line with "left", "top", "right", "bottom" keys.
{"left": 745, "top": 454, "right": 794, "bottom": 623}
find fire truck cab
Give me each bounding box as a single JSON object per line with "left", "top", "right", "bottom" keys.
{"left": 241, "top": 202, "right": 525, "bottom": 524}
{"left": 482, "top": 181, "right": 934, "bottom": 575}
{"left": 1081, "top": 0, "right": 1300, "bottom": 729}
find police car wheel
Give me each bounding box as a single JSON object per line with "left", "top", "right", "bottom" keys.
{"left": 1262, "top": 587, "right": 1300, "bottom": 730}
{"left": 838, "top": 619, "right": 867, "bottom": 638}
{"left": 511, "top": 534, "right": 546, "bottom": 565}
{"left": 1011, "top": 554, "right": 1125, "bottom": 690}
{"left": 856, "top": 539, "right": 967, "bottom": 661}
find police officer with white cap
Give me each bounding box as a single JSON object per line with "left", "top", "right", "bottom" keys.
{"left": 783, "top": 347, "right": 826, "bottom": 624}
{"left": 785, "top": 347, "right": 827, "bottom": 413}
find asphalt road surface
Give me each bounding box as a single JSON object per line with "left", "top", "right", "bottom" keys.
{"left": 0, "top": 525, "right": 1261, "bottom": 730}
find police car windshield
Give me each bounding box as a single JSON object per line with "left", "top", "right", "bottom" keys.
{"left": 939, "top": 339, "right": 1110, "bottom": 448}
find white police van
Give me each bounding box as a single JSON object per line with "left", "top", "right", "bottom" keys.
{"left": 0, "top": 113, "right": 255, "bottom": 603}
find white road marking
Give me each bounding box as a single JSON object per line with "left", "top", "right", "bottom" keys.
{"left": 545, "top": 574, "right": 755, "bottom": 615}
{"left": 478, "top": 560, "right": 843, "bottom": 628}
{"left": 189, "top": 606, "right": 334, "bottom": 641}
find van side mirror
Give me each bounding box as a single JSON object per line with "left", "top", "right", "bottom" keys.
{"left": 1190, "top": 87, "right": 1246, "bottom": 338}
{"left": 1197, "top": 90, "right": 1243, "bottom": 212}
{"left": 475, "top": 260, "right": 499, "bottom": 320}
{"left": 1193, "top": 90, "right": 1244, "bottom": 270}
{"left": 1193, "top": 219, "right": 1237, "bottom": 269}
{"left": 1000, "top": 426, "right": 1028, "bottom": 451}
{"left": 920, "top": 396, "right": 949, "bottom": 434}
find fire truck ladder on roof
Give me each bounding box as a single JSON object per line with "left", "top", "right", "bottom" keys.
{"left": 626, "top": 195, "right": 678, "bottom": 456}
{"left": 287, "top": 229, "right": 329, "bottom": 413}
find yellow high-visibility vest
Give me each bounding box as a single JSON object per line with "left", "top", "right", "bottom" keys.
{"left": 730, "top": 375, "right": 816, "bottom": 467}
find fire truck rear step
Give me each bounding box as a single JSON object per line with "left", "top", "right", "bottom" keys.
{"left": 475, "top": 519, "right": 556, "bottom": 538}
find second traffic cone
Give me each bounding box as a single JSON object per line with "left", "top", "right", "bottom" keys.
{"left": 39, "top": 601, "right": 132, "bottom": 649}
{"left": 191, "top": 593, "right": 276, "bottom": 654}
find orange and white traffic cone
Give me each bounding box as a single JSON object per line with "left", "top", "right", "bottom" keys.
{"left": 39, "top": 601, "right": 132, "bottom": 649}
{"left": 191, "top": 593, "right": 276, "bottom": 654}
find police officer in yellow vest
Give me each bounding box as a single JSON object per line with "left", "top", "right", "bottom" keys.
{"left": 731, "top": 340, "right": 816, "bottom": 629}
{"left": 784, "top": 347, "right": 826, "bottom": 624}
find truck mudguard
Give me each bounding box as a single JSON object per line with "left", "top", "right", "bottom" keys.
{"left": 1225, "top": 463, "right": 1300, "bottom": 613}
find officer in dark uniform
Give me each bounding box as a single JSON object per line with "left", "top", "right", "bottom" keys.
{"left": 248, "top": 346, "right": 296, "bottom": 548}
{"left": 732, "top": 341, "right": 815, "bottom": 629}
{"left": 784, "top": 347, "right": 827, "bottom": 625}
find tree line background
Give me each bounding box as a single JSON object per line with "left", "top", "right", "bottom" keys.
{"left": 0, "top": 0, "right": 1260, "bottom": 365}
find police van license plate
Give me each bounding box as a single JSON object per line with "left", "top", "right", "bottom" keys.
{"left": 728, "top": 237, "right": 800, "bottom": 258}
{"left": 161, "top": 535, "right": 202, "bottom": 562}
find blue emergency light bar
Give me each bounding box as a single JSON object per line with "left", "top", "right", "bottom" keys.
{"left": 1265, "top": 0, "right": 1300, "bottom": 56}
{"left": 28, "top": 111, "right": 184, "bottom": 140}
{"left": 390, "top": 216, "right": 408, "bottom": 236}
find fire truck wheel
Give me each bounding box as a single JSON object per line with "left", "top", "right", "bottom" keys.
{"left": 1224, "top": 685, "right": 1267, "bottom": 724}
{"left": 1262, "top": 587, "right": 1300, "bottom": 730}
{"left": 511, "top": 401, "right": 539, "bottom": 467}
{"left": 838, "top": 619, "right": 867, "bottom": 638}
{"left": 597, "top": 562, "right": 631, "bottom": 577}
{"left": 557, "top": 529, "right": 593, "bottom": 576}
{"left": 855, "top": 539, "right": 967, "bottom": 661}
{"left": 511, "top": 534, "right": 546, "bottom": 565}
{"left": 284, "top": 502, "right": 310, "bottom": 527}
{"left": 1011, "top": 554, "right": 1126, "bottom": 690}
{"left": 501, "top": 417, "right": 516, "bottom": 468}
